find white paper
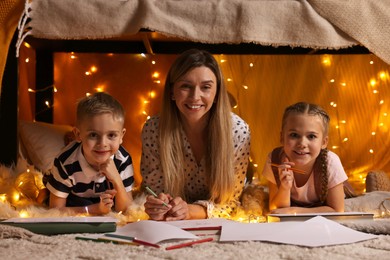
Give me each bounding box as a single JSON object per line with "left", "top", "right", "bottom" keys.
{"left": 220, "top": 216, "right": 377, "bottom": 247}
{"left": 165, "top": 218, "right": 231, "bottom": 229}
{"left": 2, "top": 216, "right": 118, "bottom": 223}
{"left": 112, "top": 220, "right": 198, "bottom": 244}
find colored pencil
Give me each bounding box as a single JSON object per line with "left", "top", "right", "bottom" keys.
{"left": 165, "top": 237, "right": 213, "bottom": 250}
{"left": 145, "top": 186, "right": 170, "bottom": 208}
{"left": 270, "top": 163, "right": 306, "bottom": 174}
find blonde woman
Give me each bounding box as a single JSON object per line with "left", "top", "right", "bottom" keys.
{"left": 141, "top": 49, "right": 251, "bottom": 220}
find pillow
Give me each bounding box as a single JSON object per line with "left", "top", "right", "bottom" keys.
{"left": 366, "top": 170, "right": 390, "bottom": 192}
{"left": 19, "top": 120, "right": 74, "bottom": 172}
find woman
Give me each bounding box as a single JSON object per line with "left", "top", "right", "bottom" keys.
{"left": 141, "top": 49, "right": 251, "bottom": 220}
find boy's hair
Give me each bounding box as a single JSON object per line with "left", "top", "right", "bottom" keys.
{"left": 76, "top": 92, "right": 125, "bottom": 126}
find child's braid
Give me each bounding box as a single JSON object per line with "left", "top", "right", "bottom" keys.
{"left": 319, "top": 148, "right": 329, "bottom": 203}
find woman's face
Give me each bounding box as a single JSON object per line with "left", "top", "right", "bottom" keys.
{"left": 172, "top": 66, "right": 217, "bottom": 125}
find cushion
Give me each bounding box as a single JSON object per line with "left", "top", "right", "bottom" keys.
{"left": 18, "top": 121, "right": 74, "bottom": 172}
{"left": 366, "top": 170, "right": 390, "bottom": 192}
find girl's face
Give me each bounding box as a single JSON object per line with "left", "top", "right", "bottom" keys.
{"left": 172, "top": 66, "right": 217, "bottom": 126}
{"left": 74, "top": 113, "right": 125, "bottom": 170}
{"left": 281, "top": 113, "right": 328, "bottom": 167}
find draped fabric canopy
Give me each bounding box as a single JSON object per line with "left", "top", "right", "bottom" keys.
{"left": 19, "top": 0, "right": 390, "bottom": 64}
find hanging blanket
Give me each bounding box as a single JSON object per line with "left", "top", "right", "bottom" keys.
{"left": 18, "top": 0, "right": 390, "bottom": 64}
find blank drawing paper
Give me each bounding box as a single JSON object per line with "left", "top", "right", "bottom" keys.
{"left": 220, "top": 216, "right": 377, "bottom": 247}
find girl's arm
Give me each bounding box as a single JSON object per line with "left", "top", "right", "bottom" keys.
{"left": 268, "top": 181, "right": 291, "bottom": 210}
{"left": 270, "top": 183, "right": 345, "bottom": 214}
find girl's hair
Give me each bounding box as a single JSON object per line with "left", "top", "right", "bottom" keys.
{"left": 159, "top": 49, "right": 234, "bottom": 204}
{"left": 281, "top": 102, "right": 330, "bottom": 203}
{"left": 76, "top": 92, "right": 125, "bottom": 126}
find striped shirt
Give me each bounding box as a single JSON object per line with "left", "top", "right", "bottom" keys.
{"left": 45, "top": 141, "right": 134, "bottom": 207}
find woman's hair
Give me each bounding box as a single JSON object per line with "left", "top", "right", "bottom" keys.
{"left": 159, "top": 49, "right": 234, "bottom": 203}
{"left": 76, "top": 92, "right": 125, "bottom": 126}
{"left": 281, "top": 102, "right": 330, "bottom": 203}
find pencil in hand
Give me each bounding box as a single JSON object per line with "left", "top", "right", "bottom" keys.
{"left": 270, "top": 163, "right": 306, "bottom": 174}
{"left": 144, "top": 186, "right": 170, "bottom": 208}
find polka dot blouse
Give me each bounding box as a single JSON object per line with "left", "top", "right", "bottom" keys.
{"left": 141, "top": 113, "right": 251, "bottom": 218}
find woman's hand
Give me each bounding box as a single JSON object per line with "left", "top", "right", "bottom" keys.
{"left": 144, "top": 193, "right": 172, "bottom": 220}
{"left": 98, "top": 189, "right": 117, "bottom": 214}
{"left": 165, "top": 197, "right": 190, "bottom": 221}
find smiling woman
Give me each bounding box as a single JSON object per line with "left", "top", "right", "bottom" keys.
{"left": 141, "top": 49, "right": 251, "bottom": 220}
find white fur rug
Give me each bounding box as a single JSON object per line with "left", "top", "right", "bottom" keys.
{"left": 1, "top": 223, "right": 390, "bottom": 260}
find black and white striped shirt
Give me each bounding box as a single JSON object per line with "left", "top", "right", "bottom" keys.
{"left": 46, "top": 141, "right": 134, "bottom": 206}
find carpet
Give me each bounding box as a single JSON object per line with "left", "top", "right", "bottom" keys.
{"left": 1, "top": 224, "right": 390, "bottom": 260}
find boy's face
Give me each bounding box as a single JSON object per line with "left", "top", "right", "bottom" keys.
{"left": 73, "top": 113, "right": 125, "bottom": 169}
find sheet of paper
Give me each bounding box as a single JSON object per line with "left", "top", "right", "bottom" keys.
{"left": 111, "top": 220, "right": 198, "bottom": 244}
{"left": 2, "top": 216, "right": 118, "bottom": 223}
{"left": 220, "top": 216, "right": 377, "bottom": 247}
{"left": 165, "top": 218, "right": 231, "bottom": 229}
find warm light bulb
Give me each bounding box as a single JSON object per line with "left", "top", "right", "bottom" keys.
{"left": 227, "top": 78, "right": 232, "bottom": 82}
{"left": 90, "top": 66, "right": 97, "bottom": 73}
{"left": 380, "top": 100, "right": 384, "bottom": 105}
{"left": 253, "top": 164, "right": 258, "bottom": 167}
{"left": 340, "top": 82, "right": 346, "bottom": 87}
{"left": 45, "top": 101, "right": 50, "bottom": 107}
{"left": 370, "top": 61, "right": 374, "bottom": 64}
{"left": 330, "top": 79, "right": 335, "bottom": 83}
{"left": 28, "top": 88, "right": 34, "bottom": 92}
{"left": 332, "top": 146, "right": 338, "bottom": 149}
{"left": 242, "top": 85, "right": 248, "bottom": 89}
{"left": 370, "top": 79, "right": 377, "bottom": 86}
{"left": 369, "top": 149, "right": 374, "bottom": 154}
{"left": 149, "top": 91, "right": 156, "bottom": 98}
{"left": 373, "top": 90, "right": 378, "bottom": 94}
{"left": 53, "top": 87, "right": 58, "bottom": 92}
{"left": 152, "top": 72, "right": 159, "bottom": 78}
{"left": 24, "top": 42, "right": 31, "bottom": 48}
{"left": 0, "top": 194, "right": 6, "bottom": 202}
{"left": 85, "top": 71, "right": 91, "bottom": 76}
{"left": 25, "top": 58, "right": 29, "bottom": 63}
{"left": 151, "top": 60, "right": 156, "bottom": 65}
{"left": 220, "top": 59, "right": 226, "bottom": 63}
{"left": 372, "top": 132, "right": 376, "bottom": 135}
{"left": 19, "top": 211, "right": 28, "bottom": 218}
{"left": 343, "top": 138, "right": 348, "bottom": 142}
{"left": 249, "top": 63, "right": 254, "bottom": 67}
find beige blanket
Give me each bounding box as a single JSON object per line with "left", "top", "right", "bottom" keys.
{"left": 1, "top": 223, "right": 390, "bottom": 260}
{"left": 19, "top": 0, "right": 390, "bottom": 64}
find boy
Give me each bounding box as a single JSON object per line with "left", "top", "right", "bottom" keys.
{"left": 45, "top": 92, "right": 134, "bottom": 215}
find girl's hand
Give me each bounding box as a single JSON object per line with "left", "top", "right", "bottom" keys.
{"left": 165, "top": 197, "right": 190, "bottom": 221}
{"left": 98, "top": 189, "right": 117, "bottom": 214}
{"left": 144, "top": 193, "right": 172, "bottom": 220}
{"left": 278, "top": 160, "right": 295, "bottom": 190}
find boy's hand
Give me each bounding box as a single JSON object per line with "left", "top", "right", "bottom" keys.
{"left": 98, "top": 189, "right": 117, "bottom": 214}
{"left": 99, "top": 159, "right": 121, "bottom": 186}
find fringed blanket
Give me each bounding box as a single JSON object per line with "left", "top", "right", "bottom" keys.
{"left": 18, "top": 0, "right": 390, "bottom": 64}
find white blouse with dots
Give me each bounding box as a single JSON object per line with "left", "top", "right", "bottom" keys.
{"left": 141, "top": 113, "right": 251, "bottom": 218}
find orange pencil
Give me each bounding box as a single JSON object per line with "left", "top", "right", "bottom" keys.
{"left": 270, "top": 163, "right": 306, "bottom": 174}
{"left": 165, "top": 237, "right": 213, "bottom": 250}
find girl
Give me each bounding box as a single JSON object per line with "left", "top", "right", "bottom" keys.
{"left": 262, "top": 102, "right": 348, "bottom": 213}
